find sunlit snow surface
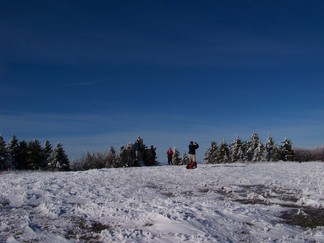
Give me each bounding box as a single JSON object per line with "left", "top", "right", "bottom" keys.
{"left": 1, "top": 162, "right": 323, "bottom": 242}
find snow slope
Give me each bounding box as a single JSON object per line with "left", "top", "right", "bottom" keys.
{"left": 0, "top": 162, "right": 323, "bottom": 242}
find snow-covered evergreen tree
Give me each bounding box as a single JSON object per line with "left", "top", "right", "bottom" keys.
{"left": 217, "top": 140, "right": 229, "bottom": 163}
{"left": 265, "top": 136, "right": 275, "bottom": 161}
{"left": 271, "top": 146, "right": 281, "bottom": 162}
{"left": 254, "top": 142, "right": 265, "bottom": 162}
{"left": 245, "top": 133, "right": 264, "bottom": 162}
{"left": 172, "top": 148, "right": 181, "bottom": 165}
{"left": 181, "top": 152, "right": 189, "bottom": 165}
{"left": 48, "top": 143, "right": 70, "bottom": 171}
{"left": 118, "top": 144, "right": 135, "bottom": 167}
{"left": 43, "top": 140, "right": 53, "bottom": 170}
{"left": 204, "top": 141, "right": 218, "bottom": 164}
{"left": 0, "top": 135, "right": 8, "bottom": 171}
{"left": 280, "top": 138, "right": 295, "bottom": 161}
{"left": 229, "top": 136, "right": 244, "bottom": 162}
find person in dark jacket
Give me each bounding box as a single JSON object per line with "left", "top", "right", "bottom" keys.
{"left": 133, "top": 136, "right": 143, "bottom": 166}
{"left": 148, "top": 145, "right": 156, "bottom": 165}
{"left": 188, "top": 141, "right": 199, "bottom": 163}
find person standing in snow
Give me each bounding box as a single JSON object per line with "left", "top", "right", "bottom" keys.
{"left": 148, "top": 145, "right": 157, "bottom": 165}
{"left": 166, "top": 147, "right": 173, "bottom": 165}
{"left": 188, "top": 141, "right": 199, "bottom": 163}
{"left": 133, "top": 136, "right": 143, "bottom": 165}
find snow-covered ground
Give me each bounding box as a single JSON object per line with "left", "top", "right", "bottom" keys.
{"left": 1, "top": 162, "right": 324, "bottom": 242}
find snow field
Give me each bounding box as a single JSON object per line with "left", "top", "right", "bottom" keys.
{"left": 0, "top": 162, "right": 323, "bottom": 242}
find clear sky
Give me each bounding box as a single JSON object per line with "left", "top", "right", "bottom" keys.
{"left": 1, "top": 0, "right": 324, "bottom": 162}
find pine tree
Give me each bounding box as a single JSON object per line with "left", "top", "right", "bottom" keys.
{"left": 118, "top": 144, "right": 135, "bottom": 167}
{"left": 143, "top": 145, "right": 158, "bottom": 166}
{"left": 26, "top": 140, "right": 44, "bottom": 170}
{"left": 17, "top": 140, "right": 28, "bottom": 170}
{"left": 0, "top": 135, "right": 8, "bottom": 171}
{"left": 241, "top": 140, "right": 248, "bottom": 162}
{"left": 280, "top": 138, "right": 295, "bottom": 161}
{"left": 216, "top": 140, "right": 229, "bottom": 163}
{"left": 181, "top": 152, "right": 189, "bottom": 165}
{"left": 265, "top": 136, "right": 275, "bottom": 161}
{"left": 254, "top": 142, "right": 265, "bottom": 162}
{"left": 271, "top": 146, "right": 281, "bottom": 162}
{"left": 6, "top": 135, "right": 19, "bottom": 170}
{"left": 230, "top": 136, "right": 244, "bottom": 162}
{"left": 48, "top": 143, "right": 70, "bottom": 171}
{"left": 204, "top": 141, "right": 218, "bottom": 164}
{"left": 245, "top": 133, "right": 264, "bottom": 162}
{"left": 43, "top": 140, "right": 53, "bottom": 170}
{"left": 172, "top": 148, "right": 181, "bottom": 165}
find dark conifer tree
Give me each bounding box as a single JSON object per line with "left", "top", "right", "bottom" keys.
{"left": 26, "top": 139, "right": 44, "bottom": 170}
{"left": 118, "top": 144, "right": 135, "bottom": 167}
{"left": 280, "top": 138, "right": 295, "bottom": 161}
{"left": 271, "top": 146, "right": 281, "bottom": 162}
{"left": 143, "top": 145, "right": 158, "bottom": 166}
{"left": 7, "top": 135, "right": 20, "bottom": 170}
{"left": 0, "top": 135, "right": 8, "bottom": 171}
{"left": 17, "top": 140, "right": 28, "bottom": 170}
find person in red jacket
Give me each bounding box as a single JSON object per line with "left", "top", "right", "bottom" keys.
{"left": 166, "top": 148, "right": 173, "bottom": 165}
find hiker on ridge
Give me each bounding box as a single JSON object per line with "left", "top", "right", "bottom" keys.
{"left": 188, "top": 141, "right": 199, "bottom": 163}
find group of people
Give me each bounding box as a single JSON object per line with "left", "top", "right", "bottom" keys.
{"left": 167, "top": 141, "right": 199, "bottom": 168}
{"left": 131, "top": 136, "right": 156, "bottom": 166}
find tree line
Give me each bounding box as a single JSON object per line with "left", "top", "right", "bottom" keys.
{"left": 70, "top": 138, "right": 158, "bottom": 171}
{"left": 0, "top": 135, "right": 70, "bottom": 171}
{"left": 204, "top": 132, "right": 324, "bottom": 163}
{"left": 0, "top": 135, "right": 159, "bottom": 172}
{"left": 1, "top": 133, "right": 323, "bottom": 172}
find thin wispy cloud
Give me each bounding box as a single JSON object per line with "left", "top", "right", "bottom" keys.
{"left": 67, "top": 79, "right": 106, "bottom": 87}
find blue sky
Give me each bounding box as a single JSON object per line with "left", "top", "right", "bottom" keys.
{"left": 1, "top": 0, "right": 324, "bottom": 162}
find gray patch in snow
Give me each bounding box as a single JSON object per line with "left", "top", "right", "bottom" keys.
{"left": 280, "top": 208, "right": 324, "bottom": 228}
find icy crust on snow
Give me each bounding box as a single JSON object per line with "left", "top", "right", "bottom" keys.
{"left": 0, "top": 162, "right": 323, "bottom": 242}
